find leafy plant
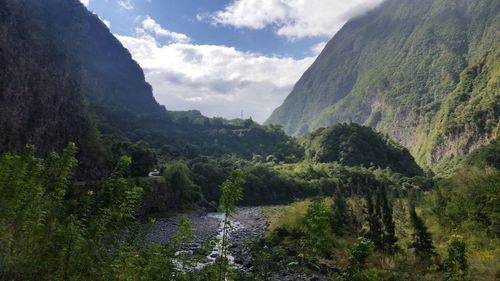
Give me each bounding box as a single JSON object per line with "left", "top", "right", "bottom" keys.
{"left": 444, "top": 235, "right": 468, "bottom": 281}
{"left": 218, "top": 170, "right": 245, "bottom": 281}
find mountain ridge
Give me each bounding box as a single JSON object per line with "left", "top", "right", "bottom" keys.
{"left": 266, "top": 0, "right": 500, "bottom": 166}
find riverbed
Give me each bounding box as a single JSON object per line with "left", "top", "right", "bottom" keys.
{"left": 146, "top": 207, "right": 268, "bottom": 269}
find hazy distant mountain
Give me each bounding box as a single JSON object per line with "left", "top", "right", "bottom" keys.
{"left": 266, "top": 0, "right": 499, "bottom": 166}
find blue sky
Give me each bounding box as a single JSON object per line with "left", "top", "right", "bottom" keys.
{"left": 81, "top": 0, "right": 384, "bottom": 122}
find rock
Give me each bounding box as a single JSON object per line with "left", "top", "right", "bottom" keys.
{"left": 146, "top": 207, "right": 269, "bottom": 274}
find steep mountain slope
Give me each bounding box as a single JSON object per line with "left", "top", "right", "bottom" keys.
{"left": 0, "top": 0, "right": 167, "bottom": 173}
{"left": 0, "top": 0, "right": 305, "bottom": 176}
{"left": 415, "top": 46, "right": 499, "bottom": 164}
{"left": 266, "top": 0, "right": 499, "bottom": 165}
{"left": 0, "top": 0, "right": 102, "bottom": 172}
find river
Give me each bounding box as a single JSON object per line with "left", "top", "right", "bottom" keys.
{"left": 146, "top": 207, "right": 268, "bottom": 269}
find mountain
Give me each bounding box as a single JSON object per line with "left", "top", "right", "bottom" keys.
{"left": 266, "top": 0, "right": 500, "bottom": 166}
{"left": 414, "top": 47, "right": 499, "bottom": 164}
{"left": 0, "top": 0, "right": 304, "bottom": 177}
{"left": 0, "top": 0, "right": 167, "bottom": 165}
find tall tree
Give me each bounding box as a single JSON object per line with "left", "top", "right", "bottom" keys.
{"left": 365, "top": 193, "right": 383, "bottom": 249}
{"left": 379, "top": 186, "right": 397, "bottom": 253}
{"left": 332, "top": 189, "right": 348, "bottom": 235}
{"left": 408, "top": 203, "right": 436, "bottom": 264}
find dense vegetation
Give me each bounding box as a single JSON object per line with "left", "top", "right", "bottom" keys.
{"left": 266, "top": 0, "right": 500, "bottom": 166}
{"left": 257, "top": 163, "right": 499, "bottom": 280}
{"left": 136, "top": 122, "right": 430, "bottom": 213}
{"left": 0, "top": 0, "right": 498, "bottom": 280}
{"left": 0, "top": 0, "right": 302, "bottom": 180}
{"left": 0, "top": 140, "right": 443, "bottom": 281}
{"left": 302, "top": 123, "right": 423, "bottom": 176}
{"left": 0, "top": 144, "right": 252, "bottom": 281}
{"left": 414, "top": 46, "right": 500, "bottom": 165}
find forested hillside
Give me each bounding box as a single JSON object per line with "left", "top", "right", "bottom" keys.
{"left": 0, "top": 0, "right": 108, "bottom": 176}
{"left": 414, "top": 46, "right": 499, "bottom": 165}
{"left": 0, "top": 0, "right": 498, "bottom": 280}
{"left": 301, "top": 123, "right": 422, "bottom": 176}
{"left": 0, "top": 0, "right": 303, "bottom": 178}
{"left": 266, "top": 0, "right": 500, "bottom": 166}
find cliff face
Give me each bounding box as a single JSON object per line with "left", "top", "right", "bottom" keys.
{"left": 266, "top": 0, "right": 499, "bottom": 165}
{"left": 415, "top": 47, "right": 499, "bottom": 165}
{"left": 0, "top": 0, "right": 167, "bottom": 161}
{"left": 79, "top": 10, "right": 164, "bottom": 116}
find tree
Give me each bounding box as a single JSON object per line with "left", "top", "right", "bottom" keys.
{"left": 378, "top": 186, "right": 397, "bottom": 253}
{"left": 127, "top": 141, "right": 156, "bottom": 177}
{"left": 365, "top": 186, "right": 397, "bottom": 253}
{"left": 332, "top": 238, "right": 376, "bottom": 281}
{"left": 444, "top": 235, "right": 468, "bottom": 281}
{"left": 408, "top": 203, "right": 436, "bottom": 264}
{"left": 218, "top": 170, "right": 245, "bottom": 281}
{"left": 163, "top": 161, "right": 202, "bottom": 206}
{"left": 301, "top": 199, "right": 332, "bottom": 267}
{"left": 332, "top": 189, "right": 348, "bottom": 234}
{"left": 365, "top": 193, "right": 383, "bottom": 250}
{"left": 346, "top": 238, "right": 375, "bottom": 278}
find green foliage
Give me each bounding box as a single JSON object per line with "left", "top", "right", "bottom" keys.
{"left": 340, "top": 238, "right": 376, "bottom": 281}
{"left": 408, "top": 203, "right": 436, "bottom": 263}
{"left": 163, "top": 161, "right": 203, "bottom": 206}
{"left": 463, "top": 138, "right": 500, "bottom": 169}
{"left": 331, "top": 190, "right": 349, "bottom": 234}
{"left": 365, "top": 186, "right": 397, "bottom": 252}
{"left": 247, "top": 240, "right": 288, "bottom": 281}
{"left": 365, "top": 193, "right": 384, "bottom": 250}
{"left": 165, "top": 112, "right": 304, "bottom": 162}
{"left": 0, "top": 144, "right": 145, "bottom": 280}
{"left": 267, "top": 0, "right": 499, "bottom": 167}
{"left": 378, "top": 187, "right": 397, "bottom": 253}
{"left": 218, "top": 170, "right": 245, "bottom": 281}
{"left": 435, "top": 167, "right": 500, "bottom": 235}
{"left": 300, "top": 199, "right": 333, "bottom": 267}
{"left": 302, "top": 123, "right": 423, "bottom": 176}
{"left": 127, "top": 141, "right": 157, "bottom": 177}
{"left": 219, "top": 170, "right": 245, "bottom": 215}
{"left": 188, "top": 156, "right": 316, "bottom": 206}
{"left": 417, "top": 46, "right": 500, "bottom": 165}
{"left": 444, "top": 235, "right": 468, "bottom": 281}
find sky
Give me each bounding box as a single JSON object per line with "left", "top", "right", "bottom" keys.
{"left": 81, "top": 0, "right": 384, "bottom": 123}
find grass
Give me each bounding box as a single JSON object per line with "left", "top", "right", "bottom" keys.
{"left": 263, "top": 199, "right": 312, "bottom": 234}
{"left": 261, "top": 191, "right": 500, "bottom": 280}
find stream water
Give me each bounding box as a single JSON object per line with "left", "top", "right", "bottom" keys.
{"left": 205, "top": 212, "right": 242, "bottom": 264}
{"left": 147, "top": 207, "right": 268, "bottom": 269}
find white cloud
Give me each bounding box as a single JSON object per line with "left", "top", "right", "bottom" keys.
{"left": 311, "top": 41, "right": 327, "bottom": 55}
{"left": 212, "top": 0, "right": 384, "bottom": 39}
{"left": 136, "top": 16, "right": 190, "bottom": 43}
{"left": 80, "top": 0, "right": 89, "bottom": 6}
{"left": 115, "top": 17, "right": 318, "bottom": 122}
{"left": 117, "top": 0, "right": 133, "bottom": 10}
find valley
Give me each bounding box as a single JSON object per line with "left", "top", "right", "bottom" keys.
{"left": 0, "top": 0, "right": 498, "bottom": 280}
